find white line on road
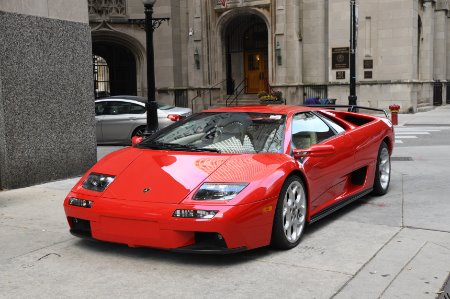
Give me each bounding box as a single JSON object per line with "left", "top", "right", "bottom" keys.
{"left": 395, "top": 140, "right": 404, "bottom": 144}
{"left": 395, "top": 132, "right": 430, "bottom": 135}
{"left": 395, "top": 136, "right": 418, "bottom": 139}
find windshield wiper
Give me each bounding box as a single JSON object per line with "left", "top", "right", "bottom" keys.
{"left": 141, "top": 142, "right": 220, "bottom": 153}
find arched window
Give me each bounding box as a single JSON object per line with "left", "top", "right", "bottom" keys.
{"left": 93, "top": 55, "right": 110, "bottom": 98}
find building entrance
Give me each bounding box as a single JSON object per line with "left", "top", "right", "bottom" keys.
{"left": 224, "top": 14, "right": 268, "bottom": 94}
{"left": 92, "top": 41, "right": 137, "bottom": 97}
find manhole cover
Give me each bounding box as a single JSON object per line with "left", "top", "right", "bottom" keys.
{"left": 391, "top": 156, "right": 413, "bottom": 161}
{"left": 438, "top": 273, "right": 450, "bottom": 299}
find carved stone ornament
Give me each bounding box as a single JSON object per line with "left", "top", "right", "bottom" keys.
{"left": 89, "top": 0, "right": 127, "bottom": 20}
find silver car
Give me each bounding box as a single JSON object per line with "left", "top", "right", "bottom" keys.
{"left": 95, "top": 96, "right": 192, "bottom": 144}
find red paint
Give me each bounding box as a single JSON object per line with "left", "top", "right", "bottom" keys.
{"left": 64, "top": 105, "right": 394, "bottom": 251}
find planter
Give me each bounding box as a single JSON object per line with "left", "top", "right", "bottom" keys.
{"left": 259, "top": 99, "right": 284, "bottom": 104}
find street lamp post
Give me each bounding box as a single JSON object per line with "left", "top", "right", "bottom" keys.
{"left": 143, "top": 0, "right": 169, "bottom": 136}
{"left": 348, "top": 0, "right": 357, "bottom": 107}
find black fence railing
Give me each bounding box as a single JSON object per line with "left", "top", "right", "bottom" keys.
{"left": 175, "top": 90, "right": 188, "bottom": 108}
{"left": 226, "top": 78, "right": 246, "bottom": 106}
{"left": 446, "top": 82, "right": 450, "bottom": 104}
{"left": 303, "top": 85, "right": 328, "bottom": 103}
{"left": 433, "top": 80, "right": 443, "bottom": 106}
{"left": 191, "top": 79, "right": 226, "bottom": 112}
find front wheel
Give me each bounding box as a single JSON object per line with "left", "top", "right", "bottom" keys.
{"left": 271, "top": 175, "right": 307, "bottom": 249}
{"left": 372, "top": 141, "right": 391, "bottom": 196}
{"left": 132, "top": 126, "right": 146, "bottom": 138}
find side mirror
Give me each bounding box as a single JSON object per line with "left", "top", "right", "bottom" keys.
{"left": 131, "top": 136, "right": 144, "bottom": 146}
{"left": 293, "top": 144, "right": 336, "bottom": 159}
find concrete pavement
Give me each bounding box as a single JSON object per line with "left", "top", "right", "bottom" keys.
{"left": 1, "top": 106, "right": 450, "bottom": 298}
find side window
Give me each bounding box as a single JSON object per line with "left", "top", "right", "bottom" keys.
{"left": 320, "top": 115, "right": 346, "bottom": 134}
{"left": 107, "top": 102, "right": 131, "bottom": 115}
{"left": 130, "top": 104, "right": 146, "bottom": 114}
{"left": 95, "top": 102, "right": 108, "bottom": 116}
{"left": 291, "top": 112, "right": 336, "bottom": 149}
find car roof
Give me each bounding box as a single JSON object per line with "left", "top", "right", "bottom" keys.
{"left": 204, "top": 105, "right": 321, "bottom": 115}
{"left": 98, "top": 95, "right": 147, "bottom": 103}
{"left": 95, "top": 97, "right": 146, "bottom": 106}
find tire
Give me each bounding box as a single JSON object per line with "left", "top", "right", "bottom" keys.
{"left": 271, "top": 175, "right": 307, "bottom": 249}
{"left": 372, "top": 141, "right": 391, "bottom": 196}
{"left": 132, "top": 126, "right": 146, "bottom": 138}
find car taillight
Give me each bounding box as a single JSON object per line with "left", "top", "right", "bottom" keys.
{"left": 167, "top": 114, "right": 182, "bottom": 121}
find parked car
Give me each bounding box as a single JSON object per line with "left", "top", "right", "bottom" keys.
{"left": 65, "top": 105, "right": 393, "bottom": 253}
{"left": 95, "top": 96, "right": 192, "bottom": 144}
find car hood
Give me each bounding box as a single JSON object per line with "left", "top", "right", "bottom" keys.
{"left": 99, "top": 149, "right": 230, "bottom": 203}
{"left": 73, "top": 148, "right": 291, "bottom": 204}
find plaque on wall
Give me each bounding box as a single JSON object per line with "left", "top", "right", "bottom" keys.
{"left": 364, "top": 71, "right": 373, "bottom": 79}
{"left": 332, "top": 47, "right": 350, "bottom": 69}
{"left": 364, "top": 59, "right": 373, "bottom": 69}
{"left": 336, "top": 71, "right": 345, "bottom": 80}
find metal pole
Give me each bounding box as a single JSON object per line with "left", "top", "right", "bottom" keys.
{"left": 348, "top": 0, "right": 357, "bottom": 107}
{"left": 144, "top": 2, "right": 158, "bottom": 136}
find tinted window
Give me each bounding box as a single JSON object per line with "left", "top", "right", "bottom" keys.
{"left": 291, "top": 112, "right": 336, "bottom": 149}
{"left": 130, "top": 104, "right": 146, "bottom": 114}
{"left": 95, "top": 102, "right": 108, "bottom": 115}
{"left": 320, "top": 115, "right": 346, "bottom": 134}
{"left": 106, "top": 102, "right": 131, "bottom": 115}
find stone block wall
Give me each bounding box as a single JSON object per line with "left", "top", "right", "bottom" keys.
{"left": 0, "top": 10, "right": 96, "bottom": 189}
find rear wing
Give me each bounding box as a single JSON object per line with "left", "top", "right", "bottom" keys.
{"left": 304, "top": 105, "right": 389, "bottom": 118}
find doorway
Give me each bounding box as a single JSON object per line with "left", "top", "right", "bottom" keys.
{"left": 93, "top": 41, "right": 137, "bottom": 97}
{"left": 224, "top": 14, "right": 268, "bottom": 95}
{"left": 245, "top": 51, "right": 268, "bottom": 93}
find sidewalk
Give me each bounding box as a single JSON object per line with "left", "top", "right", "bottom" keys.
{"left": 0, "top": 107, "right": 449, "bottom": 298}
{"left": 397, "top": 105, "right": 450, "bottom": 126}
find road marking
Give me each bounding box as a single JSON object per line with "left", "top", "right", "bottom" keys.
{"left": 395, "top": 140, "right": 403, "bottom": 144}
{"left": 394, "top": 126, "right": 447, "bottom": 144}
{"left": 396, "top": 132, "right": 430, "bottom": 135}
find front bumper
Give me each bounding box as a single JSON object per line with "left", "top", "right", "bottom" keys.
{"left": 64, "top": 193, "right": 275, "bottom": 253}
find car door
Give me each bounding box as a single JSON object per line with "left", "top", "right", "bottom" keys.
{"left": 291, "top": 112, "right": 354, "bottom": 214}
{"left": 101, "top": 101, "right": 137, "bottom": 143}
{"left": 95, "top": 101, "right": 109, "bottom": 142}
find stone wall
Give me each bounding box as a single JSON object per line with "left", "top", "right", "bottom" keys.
{"left": 0, "top": 8, "right": 96, "bottom": 189}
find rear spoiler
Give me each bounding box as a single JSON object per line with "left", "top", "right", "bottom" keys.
{"left": 304, "top": 105, "right": 389, "bottom": 118}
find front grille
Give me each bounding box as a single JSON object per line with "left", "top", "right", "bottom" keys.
{"left": 69, "top": 217, "right": 92, "bottom": 237}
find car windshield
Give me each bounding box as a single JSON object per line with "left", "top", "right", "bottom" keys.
{"left": 157, "top": 101, "right": 174, "bottom": 110}
{"left": 139, "top": 112, "right": 286, "bottom": 154}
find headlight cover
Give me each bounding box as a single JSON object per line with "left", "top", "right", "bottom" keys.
{"left": 193, "top": 183, "right": 248, "bottom": 201}
{"left": 82, "top": 173, "right": 115, "bottom": 192}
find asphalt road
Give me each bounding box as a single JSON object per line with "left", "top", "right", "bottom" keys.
{"left": 1, "top": 127, "right": 450, "bottom": 298}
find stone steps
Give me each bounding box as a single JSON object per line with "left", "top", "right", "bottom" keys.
{"left": 417, "top": 101, "right": 434, "bottom": 113}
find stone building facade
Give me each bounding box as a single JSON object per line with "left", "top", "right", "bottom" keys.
{"left": 89, "top": 0, "right": 450, "bottom": 113}
{"left": 0, "top": 0, "right": 96, "bottom": 189}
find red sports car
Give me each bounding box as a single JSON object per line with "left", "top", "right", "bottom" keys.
{"left": 64, "top": 105, "right": 394, "bottom": 253}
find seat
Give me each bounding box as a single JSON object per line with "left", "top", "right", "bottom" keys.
{"left": 292, "top": 131, "right": 317, "bottom": 149}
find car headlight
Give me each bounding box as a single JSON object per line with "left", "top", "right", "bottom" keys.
{"left": 193, "top": 183, "right": 248, "bottom": 201}
{"left": 82, "top": 173, "right": 115, "bottom": 192}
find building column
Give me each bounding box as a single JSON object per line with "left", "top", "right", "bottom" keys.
{"left": 273, "top": 0, "right": 302, "bottom": 85}
{"left": 434, "top": 2, "right": 448, "bottom": 80}
{"left": 420, "top": 0, "right": 436, "bottom": 80}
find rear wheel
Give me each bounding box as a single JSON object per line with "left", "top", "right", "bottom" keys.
{"left": 372, "top": 141, "right": 391, "bottom": 195}
{"left": 271, "top": 175, "right": 307, "bottom": 249}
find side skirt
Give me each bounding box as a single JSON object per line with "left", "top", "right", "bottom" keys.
{"left": 309, "top": 188, "right": 373, "bottom": 224}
